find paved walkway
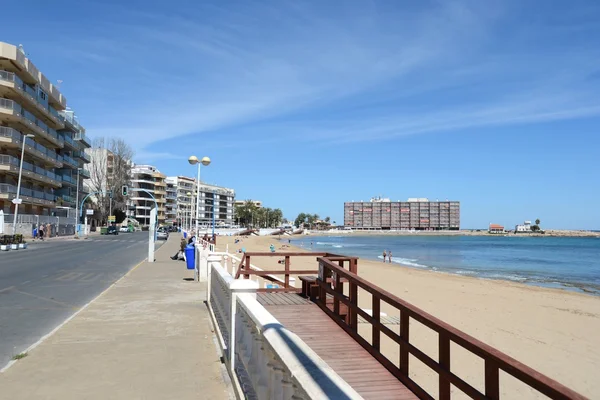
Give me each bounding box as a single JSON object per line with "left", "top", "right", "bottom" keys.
{"left": 0, "top": 235, "right": 232, "bottom": 400}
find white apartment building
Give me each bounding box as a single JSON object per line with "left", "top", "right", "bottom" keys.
{"left": 0, "top": 42, "right": 91, "bottom": 225}
{"left": 129, "top": 164, "right": 166, "bottom": 226}
{"left": 168, "top": 176, "right": 235, "bottom": 228}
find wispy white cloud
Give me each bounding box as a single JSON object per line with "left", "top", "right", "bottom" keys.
{"left": 53, "top": 0, "right": 600, "bottom": 151}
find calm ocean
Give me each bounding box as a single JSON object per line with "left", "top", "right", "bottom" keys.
{"left": 290, "top": 235, "right": 600, "bottom": 295}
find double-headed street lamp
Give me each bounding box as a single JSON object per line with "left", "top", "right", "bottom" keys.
{"left": 12, "top": 133, "right": 35, "bottom": 234}
{"left": 188, "top": 155, "right": 210, "bottom": 235}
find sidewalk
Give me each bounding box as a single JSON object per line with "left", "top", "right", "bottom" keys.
{"left": 0, "top": 235, "right": 232, "bottom": 399}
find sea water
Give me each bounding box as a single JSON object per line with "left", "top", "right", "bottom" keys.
{"left": 290, "top": 235, "right": 600, "bottom": 295}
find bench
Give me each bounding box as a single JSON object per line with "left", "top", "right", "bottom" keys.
{"left": 299, "top": 276, "right": 319, "bottom": 300}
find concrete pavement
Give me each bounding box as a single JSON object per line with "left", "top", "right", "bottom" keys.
{"left": 0, "top": 232, "right": 162, "bottom": 367}
{"left": 0, "top": 234, "right": 232, "bottom": 399}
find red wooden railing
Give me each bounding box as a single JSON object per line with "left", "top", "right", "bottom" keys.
{"left": 234, "top": 252, "right": 353, "bottom": 293}
{"left": 315, "top": 256, "right": 586, "bottom": 400}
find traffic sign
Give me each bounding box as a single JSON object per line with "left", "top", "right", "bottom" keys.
{"left": 12, "top": 198, "right": 22, "bottom": 205}
{"left": 86, "top": 209, "right": 94, "bottom": 215}
{"left": 108, "top": 215, "right": 116, "bottom": 222}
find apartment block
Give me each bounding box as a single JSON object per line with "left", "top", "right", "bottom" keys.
{"left": 165, "top": 177, "right": 177, "bottom": 224}
{"left": 344, "top": 197, "right": 460, "bottom": 230}
{"left": 0, "top": 42, "right": 90, "bottom": 217}
{"left": 129, "top": 164, "right": 166, "bottom": 226}
{"left": 168, "top": 176, "right": 235, "bottom": 228}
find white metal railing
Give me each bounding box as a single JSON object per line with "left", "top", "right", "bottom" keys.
{"left": 206, "top": 256, "right": 362, "bottom": 400}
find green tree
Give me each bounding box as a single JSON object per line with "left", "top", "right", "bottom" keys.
{"left": 295, "top": 213, "right": 307, "bottom": 228}
{"left": 535, "top": 219, "right": 541, "bottom": 226}
{"left": 325, "top": 216, "right": 331, "bottom": 223}
{"left": 234, "top": 200, "right": 260, "bottom": 227}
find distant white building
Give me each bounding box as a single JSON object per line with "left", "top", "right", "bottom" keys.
{"left": 515, "top": 221, "right": 532, "bottom": 232}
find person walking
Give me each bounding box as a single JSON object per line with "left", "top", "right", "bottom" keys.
{"left": 382, "top": 250, "right": 387, "bottom": 262}
{"left": 388, "top": 251, "right": 393, "bottom": 263}
{"left": 39, "top": 226, "right": 44, "bottom": 241}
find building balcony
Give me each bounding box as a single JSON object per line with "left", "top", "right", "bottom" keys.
{"left": 79, "top": 168, "right": 90, "bottom": 179}
{"left": 61, "top": 174, "right": 78, "bottom": 187}
{"left": 61, "top": 154, "right": 78, "bottom": 168}
{"left": 0, "top": 70, "right": 64, "bottom": 129}
{"left": 0, "top": 183, "right": 55, "bottom": 207}
{"left": 61, "top": 133, "right": 78, "bottom": 150}
{"left": 72, "top": 150, "right": 90, "bottom": 163}
{"left": 73, "top": 131, "right": 91, "bottom": 147}
{"left": 56, "top": 194, "right": 76, "bottom": 205}
{"left": 0, "top": 126, "right": 63, "bottom": 168}
{"left": 0, "top": 154, "right": 62, "bottom": 187}
{"left": 154, "top": 188, "right": 167, "bottom": 195}
{"left": 58, "top": 110, "right": 83, "bottom": 134}
{"left": 0, "top": 98, "right": 64, "bottom": 148}
{"left": 131, "top": 178, "right": 157, "bottom": 186}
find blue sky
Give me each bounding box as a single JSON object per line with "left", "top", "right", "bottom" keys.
{"left": 3, "top": 0, "right": 600, "bottom": 229}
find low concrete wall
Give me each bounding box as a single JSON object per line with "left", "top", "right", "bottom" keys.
{"left": 207, "top": 256, "right": 362, "bottom": 400}
{"left": 2, "top": 223, "right": 75, "bottom": 238}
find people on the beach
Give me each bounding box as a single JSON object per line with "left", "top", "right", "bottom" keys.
{"left": 383, "top": 250, "right": 386, "bottom": 261}
{"left": 388, "top": 251, "right": 392, "bottom": 263}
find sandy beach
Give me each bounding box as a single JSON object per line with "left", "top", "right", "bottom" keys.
{"left": 216, "top": 235, "right": 600, "bottom": 399}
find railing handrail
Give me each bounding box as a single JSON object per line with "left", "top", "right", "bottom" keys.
{"left": 316, "top": 257, "right": 586, "bottom": 400}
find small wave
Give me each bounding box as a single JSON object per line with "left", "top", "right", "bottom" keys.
{"left": 455, "top": 270, "right": 478, "bottom": 276}
{"left": 486, "top": 273, "right": 528, "bottom": 282}
{"left": 377, "top": 255, "right": 429, "bottom": 268}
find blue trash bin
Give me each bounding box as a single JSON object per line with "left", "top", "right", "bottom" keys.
{"left": 183, "top": 231, "right": 187, "bottom": 239}
{"left": 185, "top": 245, "right": 195, "bottom": 270}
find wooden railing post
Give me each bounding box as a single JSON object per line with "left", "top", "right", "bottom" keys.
{"left": 349, "top": 279, "right": 358, "bottom": 332}
{"left": 400, "top": 310, "right": 409, "bottom": 376}
{"left": 372, "top": 296, "right": 380, "bottom": 352}
{"left": 439, "top": 333, "right": 451, "bottom": 400}
{"left": 244, "top": 255, "right": 250, "bottom": 279}
{"left": 334, "top": 269, "right": 341, "bottom": 316}
{"left": 485, "top": 359, "right": 500, "bottom": 400}
{"left": 284, "top": 256, "right": 290, "bottom": 288}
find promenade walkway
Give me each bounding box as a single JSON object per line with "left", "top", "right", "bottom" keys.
{"left": 0, "top": 235, "right": 232, "bottom": 400}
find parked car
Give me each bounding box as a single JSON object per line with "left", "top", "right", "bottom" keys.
{"left": 107, "top": 226, "right": 119, "bottom": 235}
{"left": 157, "top": 230, "right": 168, "bottom": 240}
{"left": 119, "top": 226, "right": 129, "bottom": 233}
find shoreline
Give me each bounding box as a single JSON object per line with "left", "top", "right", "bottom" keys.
{"left": 287, "top": 237, "right": 600, "bottom": 298}
{"left": 288, "top": 237, "right": 600, "bottom": 297}
{"left": 299, "top": 229, "right": 600, "bottom": 238}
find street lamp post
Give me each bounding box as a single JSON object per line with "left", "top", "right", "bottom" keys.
{"left": 75, "top": 167, "right": 81, "bottom": 234}
{"left": 12, "top": 133, "right": 35, "bottom": 234}
{"left": 188, "top": 155, "right": 210, "bottom": 236}
{"left": 186, "top": 191, "right": 192, "bottom": 233}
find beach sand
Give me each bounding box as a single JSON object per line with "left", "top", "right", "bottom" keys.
{"left": 216, "top": 235, "right": 600, "bottom": 399}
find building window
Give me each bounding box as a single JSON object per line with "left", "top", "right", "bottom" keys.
{"left": 39, "top": 91, "right": 47, "bottom": 100}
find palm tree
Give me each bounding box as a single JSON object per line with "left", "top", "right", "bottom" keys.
{"left": 535, "top": 219, "right": 541, "bottom": 226}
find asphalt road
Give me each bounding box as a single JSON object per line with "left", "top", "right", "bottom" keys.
{"left": 0, "top": 232, "right": 164, "bottom": 368}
